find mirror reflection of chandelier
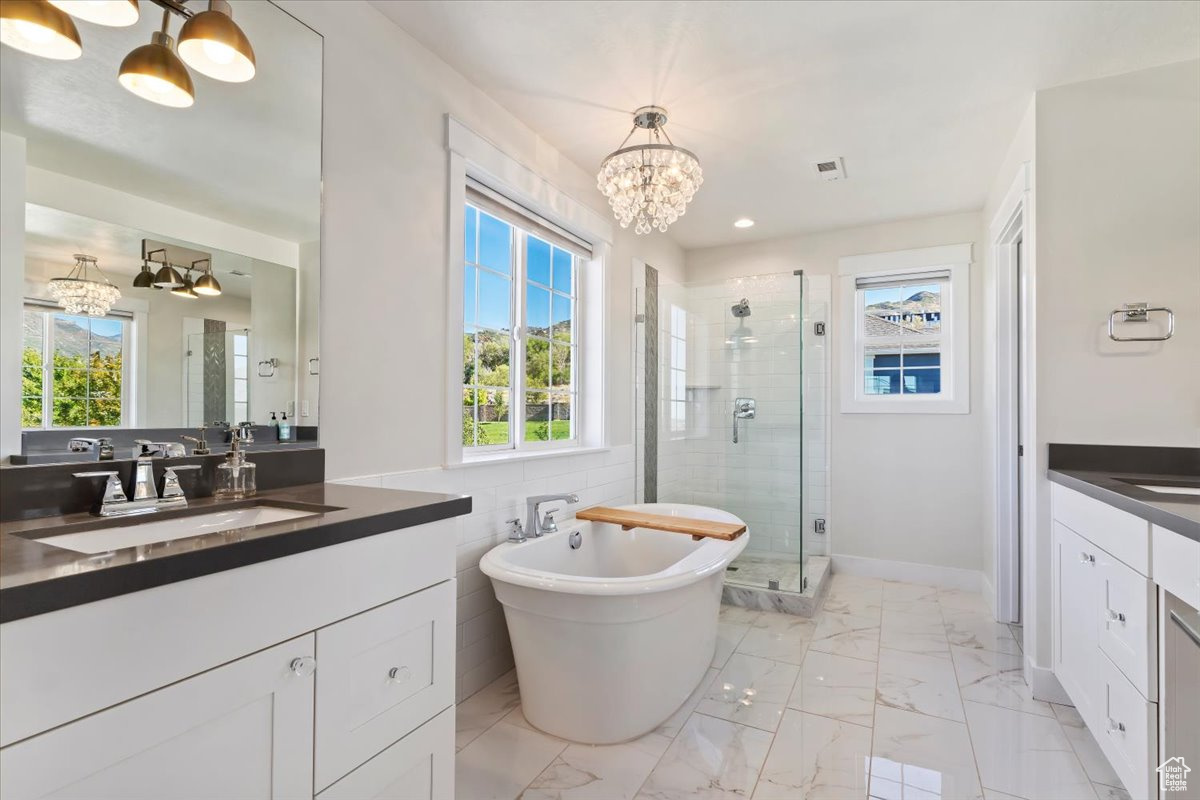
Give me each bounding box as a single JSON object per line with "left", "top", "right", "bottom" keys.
{"left": 597, "top": 106, "right": 703, "bottom": 235}
{"left": 47, "top": 254, "right": 122, "bottom": 316}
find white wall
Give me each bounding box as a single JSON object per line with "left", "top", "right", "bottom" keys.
{"left": 275, "top": 0, "right": 683, "bottom": 698}
{"left": 686, "top": 212, "right": 986, "bottom": 574}
{"left": 0, "top": 133, "right": 25, "bottom": 457}
{"left": 249, "top": 260, "right": 298, "bottom": 424}
{"left": 1021, "top": 59, "right": 1200, "bottom": 685}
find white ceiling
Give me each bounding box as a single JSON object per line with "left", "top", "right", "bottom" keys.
{"left": 374, "top": 0, "right": 1200, "bottom": 249}
{"left": 1, "top": 2, "right": 322, "bottom": 244}
{"left": 25, "top": 204, "right": 266, "bottom": 299}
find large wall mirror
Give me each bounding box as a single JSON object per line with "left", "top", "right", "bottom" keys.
{"left": 0, "top": 1, "right": 321, "bottom": 463}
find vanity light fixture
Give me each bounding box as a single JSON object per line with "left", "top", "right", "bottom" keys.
{"left": 48, "top": 254, "right": 122, "bottom": 316}
{"left": 178, "top": 0, "right": 254, "bottom": 83}
{"left": 49, "top": 0, "right": 138, "bottom": 27}
{"left": 151, "top": 256, "right": 184, "bottom": 289}
{"left": 597, "top": 106, "right": 702, "bottom": 234}
{"left": 131, "top": 258, "right": 156, "bottom": 288}
{"left": 0, "top": 0, "right": 82, "bottom": 60}
{"left": 118, "top": 9, "right": 194, "bottom": 108}
{"left": 191, "top": 257, "right": 222, "bottom": 296}
{"left": 171, "top": 268, "right": 199, "bottom": 299}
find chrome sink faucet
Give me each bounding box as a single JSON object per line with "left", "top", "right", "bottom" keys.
{"left": 75, "top": 462, "right": 202, "bottom": 517}
{"left": 526, "top": 493, "right": 579, "bottom": 538}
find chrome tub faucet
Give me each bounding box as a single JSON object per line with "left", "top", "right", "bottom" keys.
{"left": 525, "top": 493, "right": 579, "bottom": 538}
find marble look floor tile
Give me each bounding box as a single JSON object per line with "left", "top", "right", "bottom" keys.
{"left": 937, "top": 587, "right": 991, "bottom": 614}
{"left": 788, "top": 650, "right": 877, "bottom": 728}
{"left": 875, "top": 648, "right": 965, "bottom": 723}
{"left": 810, "top": 612, "right": 880, "bottom": 661}
{"left": 822, "top": 577, "right": 884, "bottom": 618}
{"left": 698, "top": 653, "right": 800, "bottom": 733}
{"left": 714, "top": 621, "right": 752, "bottom": 668}
{"left": 736, "top": 612, "right": 817, "bottom": 665}
{"left": 522, "top": 740, "right": 664, "bottom": 800}
{"left": 881, "top": 597, "right": 944, "bottom": 617}
{"left": 720, "top": 604, "right": 764, "bottom": 626}
{"left": 982, "top": 790, "right": 1028, "bottom": 800}
{"left": 881, "top": 581, "right": 938, "bottom": 603}
{"left": 457, "top": 668, "right": 521, "bottom": 750}
{"left": 657, "top": 667, "right": 721, "bottom": 741}
{"left": 1052, "top": 706, "right": 1122, "bottom": 787}
{"left": 870, "top": 706, "right": 983, "bottom": 800}
{"left": 753, "top": 709, "right": 872, "bottom": 800}
{"left": 942, "top": 608, "right": 1022, "bottom": 655}
{"left": 635, "top": 713, "right": 774, "bottom": 800}
{"left": 950, "top": 646, "right": 1053, "bottom": 717}
{"left": 1092, "top": 782, "right": 1131, "bottom": 800}
{"left": 455, "top": 720, "right": 567, "bottom": 800}
{"left": 878, "top": 609, "right": 949, "bottom": 657}
{"left": 963, "top": 700, "right": 1096, "bottom": 800}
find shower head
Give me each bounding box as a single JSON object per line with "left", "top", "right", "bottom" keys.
{"left": 731, "top": 299, "right": 751, "bottom": 318}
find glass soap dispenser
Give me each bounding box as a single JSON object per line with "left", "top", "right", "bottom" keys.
{"left": 215, "top": 428, "right": 256, "bottom": 499}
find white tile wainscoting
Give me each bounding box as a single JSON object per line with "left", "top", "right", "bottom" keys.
{"left": 332, "top": 445, "right": 635, "bottom": 701}
{"left": 454, "top": 574, "right": 1131, "bottom": 800}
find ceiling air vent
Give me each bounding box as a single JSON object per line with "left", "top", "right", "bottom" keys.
{"left": 813, "top": 157, "right": 846, "bottom": 181}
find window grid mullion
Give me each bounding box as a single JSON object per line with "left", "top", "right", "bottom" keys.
{"left": 513, "top": 227, "right": 526, "bottom": 451}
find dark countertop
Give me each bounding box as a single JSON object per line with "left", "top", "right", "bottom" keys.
{"left": 0, "top": 483, "right": 471, "bottom": 623}
{"left": 1047, "top": 469, "right": 1200, "bottom": 543}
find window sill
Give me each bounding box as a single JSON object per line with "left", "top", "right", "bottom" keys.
{"left": 841, "top": 397, "right": 969, "bottom": 415}
{"left": 448, "top": 445, "right": 610, "bottom": 469}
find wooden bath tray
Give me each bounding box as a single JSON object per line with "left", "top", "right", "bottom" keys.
{"left": 575, "top": 506, "right": 746, "bottom": 542}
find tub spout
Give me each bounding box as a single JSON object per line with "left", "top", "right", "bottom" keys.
{"left": 526, "top": 493, "right": 579, "bottom": 537}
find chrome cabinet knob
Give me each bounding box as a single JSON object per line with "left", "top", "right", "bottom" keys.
{"left": 290, "top": 656, "right": 316, "bottom": 677}
{"left": 388, "top": 666, "right": 412, "bottom": 683}
{"left": 1079, "top": 552, "right": 1095, "bottom": 564}
{"left": 1106, "top": 718, "right": 1125, "bottom": 734}
{"left": 1106, "top": 609, "right": 1126, "bottom": 624}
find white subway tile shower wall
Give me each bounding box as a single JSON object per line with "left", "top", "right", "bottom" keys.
{"left": 332, "top": 445, "right": 635, "bottom": 701}
{"left": 803, "top": 276, "right": 831, "bottom": 558}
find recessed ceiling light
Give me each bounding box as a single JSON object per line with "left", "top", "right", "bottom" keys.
{"left": 733, "top": 218, "right": 755, "bottom": 229}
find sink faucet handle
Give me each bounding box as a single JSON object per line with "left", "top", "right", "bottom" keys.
{"left": 74, "top": 472, "right": 127, "bottom": 504}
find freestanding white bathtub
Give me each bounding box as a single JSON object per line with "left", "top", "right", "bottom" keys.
{"left": 480, "top": 502, "right": 748, "bottom": 744}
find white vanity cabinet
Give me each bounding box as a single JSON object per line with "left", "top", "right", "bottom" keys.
{"left": 0, "top": 515, "right": 460, "bottom": 800}
{"left": 1052, "top": 484, "right": 1156, "bottom": 799}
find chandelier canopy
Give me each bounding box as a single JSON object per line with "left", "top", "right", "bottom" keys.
{"left": 48, "top": 254, "right": 122, "bottom": 316}
{"left": 597, "top": 106, "right": 702, "bottom": 235}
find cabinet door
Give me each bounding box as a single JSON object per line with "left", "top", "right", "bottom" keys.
{"left": 1096, "top": 549, "right": 1156, "bottom": 699}
{"left": 1055, "top": 522, "right": 1100, "bottom": 722}
{"left": 317, "top": 707, "right": 454, "bottom": 800}
{"left": 0, "top": 635, "right": 315, "bottom": 800}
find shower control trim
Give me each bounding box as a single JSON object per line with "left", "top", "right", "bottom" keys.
{"left": 733, "top": 397, "right": 756, "bottom": 443}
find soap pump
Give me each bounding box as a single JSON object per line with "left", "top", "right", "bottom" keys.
{"left": 214, "top": 427, "right": 257, "bottom": 499}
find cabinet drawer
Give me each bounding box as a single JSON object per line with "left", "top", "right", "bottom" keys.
{"left": 1096, "top": 550, "right": 1157, "bottom": 699}
{"left": 1096, "top": 654, "right": 1157, "bottom": 800}
{"left": 1153, "top": 525, "right": 1200, "bottom": 610}
{"left": 1052, "top": 484, "right": 1150, "bottom": 575}
{"left": 316, "top": 706, "right": 454, "bottom": 800}
{"left": 315, "top": 580, "right": 455, "bottom": 791}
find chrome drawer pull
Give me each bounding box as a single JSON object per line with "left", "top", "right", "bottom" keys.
{"left": 290, "top": 656, "right": 316, "bottom": 677}
{"left": 388, "top": 666, "right": 412, "bottom": 683}
{"left": 1107, "top": 719, "right": 1126, "bottom": 734}
{"left": 1106, "top": 609, "right": 1126, "bottom": 624}
{"left": 1080, "top": 552, "right": 1095, "bottom": 564}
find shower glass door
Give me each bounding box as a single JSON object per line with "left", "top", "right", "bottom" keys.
{"left": 635, "top": 269, "right": 813, "bottom": 594}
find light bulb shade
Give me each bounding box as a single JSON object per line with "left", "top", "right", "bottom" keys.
{"left": 49, "top": 0, "right": 138, "bottom": 26}
{"left": 118, "top": 30, "right": 194, "bottom": 108}
{"left": 192, "top": 271, "right": 221, "bottom": 296}
{"left": 1, "top": 0, "right": 82, "bottom": 59}
{"left": 152, "top": 262, "right": 184, "bottom": 288}
{"left": 131, "top": 265, "right": 154, "bottom": 287}
{"left": 171, "top": 276, "right": 198, "bottom": 298}
{"left": 178, "top": 1, "right": 254, "bottom": 83}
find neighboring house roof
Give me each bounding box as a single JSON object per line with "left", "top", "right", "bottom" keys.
{"left": 864, "top": 314, "right": 933, "bottom": 337}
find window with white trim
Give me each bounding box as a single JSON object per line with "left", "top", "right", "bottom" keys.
{"left": 839, "top": 245, "right": 971, "bottom": 414}
{"left": 461, "top": 182, "right": 588, "bottom": 453}
{"left": 21, "top": 304, "right": 131, "bottom": 429}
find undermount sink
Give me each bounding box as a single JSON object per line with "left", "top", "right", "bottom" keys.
{"left": 1133, "top": 484, "right": 1200, "bottom": 496}
{"left": 34, "top": 505, "right": 325, "bottom": 555}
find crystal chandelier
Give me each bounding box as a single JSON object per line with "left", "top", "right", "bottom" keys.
{"left": 597, "top": 106, "right": 702, "bottom": 234}
{"left": 48, "top": 254, "right": 122, "bottom": 316}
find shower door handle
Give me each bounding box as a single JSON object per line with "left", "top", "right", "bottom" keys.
{"left": 732, "top": 398, "right": 756, "bottom": 443}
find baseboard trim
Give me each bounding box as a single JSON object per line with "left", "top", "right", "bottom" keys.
{"left": 831, "top": 553, "right": 983, "bottom": 591}
{"left": 981, "top": 571, "right": 997, "bottom": 617}
{"left": 1026, "top": 655, "right": 1071, "bottom": 705}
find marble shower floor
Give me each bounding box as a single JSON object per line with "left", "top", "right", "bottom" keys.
{"left": 724, "top": 553, "right": 809, "bottom": 593}
{"left": 454, "top": 573, "right": 1131, "bottom": 800}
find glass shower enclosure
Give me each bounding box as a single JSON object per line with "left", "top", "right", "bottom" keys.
{"left": 635, "top": 268, "right": 829, "bottom": 596}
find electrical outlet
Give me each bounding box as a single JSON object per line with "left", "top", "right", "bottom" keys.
{"left": 814, "top": 518, "right": 826, "bottom": 534}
